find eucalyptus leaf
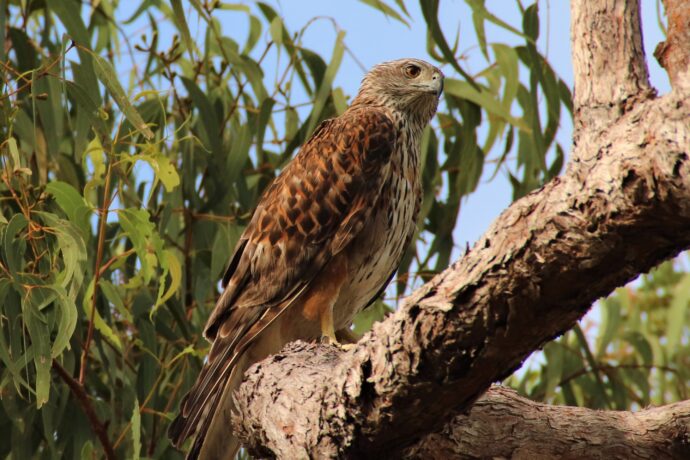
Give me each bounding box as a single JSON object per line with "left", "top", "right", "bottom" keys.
{"left": 90, "top": 52, "right": 154, "bottom": 139}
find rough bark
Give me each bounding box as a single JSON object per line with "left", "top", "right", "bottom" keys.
{"left": 232, "top": 1, "right": 690, "bottom": 457}
{"left": 571, "top": 0, "right": 652, "bottom": 133}
{"left": 408, "top": 385, "right": 690, "bottom": 460}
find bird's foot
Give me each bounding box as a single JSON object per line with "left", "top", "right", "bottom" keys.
{"left": 319, "top": 335, "right": 356, "bottom": 351}
{"left": 320, "top": 334, "right": 334, "bottom": 345}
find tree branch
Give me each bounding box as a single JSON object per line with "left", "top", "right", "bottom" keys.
{"left": 654, "top": 0, "right": 690, "bottom": 90}
{"left": 407, "top": 385, "right": 690, "bottom": 459}
{"left": 52, "top": 360, "right": 116, "bottom": 460}
{"left": 231, "top": 1, "right": 690, "bottom": 457}
{"left": 571, "top": 0, "right": 652, "bottom": 134}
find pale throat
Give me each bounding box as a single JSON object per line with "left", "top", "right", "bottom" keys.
{"left": 388, "top": 109, "right": 423, "bottom": 181}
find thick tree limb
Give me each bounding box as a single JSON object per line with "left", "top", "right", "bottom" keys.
{"left": 408, "top": 385, "right": 690, "bottom": 459}
{"left": 232, "top": 1, "right": 690, "bottom": 457}
{"left": 571, "top": 1, "right": 652, "bottom": 123}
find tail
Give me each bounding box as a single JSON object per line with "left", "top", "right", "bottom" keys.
{"left": 168, "top": 351, "right": 249, "bottom": 460}
{"left": 169, "top": 287, "right": 307, "bottom": 458}
{"left": 191, "top": 353, "right": 250, "bottom": 459}
{"left": 168, "top": 304, "right": 284, "bottom": 459}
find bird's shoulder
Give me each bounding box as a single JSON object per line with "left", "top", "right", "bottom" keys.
{"left": 302, "top": 106, "right": 398, "bottom": 166}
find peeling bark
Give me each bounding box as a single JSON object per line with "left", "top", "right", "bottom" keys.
{"left": 231, "top": 1, "right": 690, "bottom": 458}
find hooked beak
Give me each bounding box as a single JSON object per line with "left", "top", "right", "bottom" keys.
{"left": 428, "top": 70, "right": 444, "bottom": 98}
{"left": 411, "top": 69, "right": 444, "bottom": 99}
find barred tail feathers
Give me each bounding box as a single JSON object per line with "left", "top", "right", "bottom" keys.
{"left": 189, "top": 353, "right": 249, "bottom": 460}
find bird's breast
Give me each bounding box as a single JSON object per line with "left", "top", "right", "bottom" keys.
{"left": 333, "top": 162, "right": 420, "bottom": 328}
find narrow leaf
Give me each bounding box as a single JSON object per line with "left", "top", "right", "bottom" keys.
{"left": 45, "top": 181, "right": 92, "bottom": 235}
{"left": 666, "top": 274, "right": 690, "bottom": 354}
{"left": 420, "top": 0, "right": 477, "bottom": 87}
{"left": 153, "top": 250, "right": 182, "bottom": 315}
{"left": 171, "top": 0, "right": 196, "bottom": 61}
{"left": 357, "top": 0, "right": 410, "bottom": 26}
{"left": 24, "top": 298, "right": 51, "bottom": 407}
{"left": 307, "top": 31, "right": 345, "bottom": 135}
{"left": 131, "top": 399, "right": 141, "bottom": 460}
{"left": 3, "top": 213, "right": 28, "bottom": 276}
{"left": 81, "top": 280, "right": 122, "bottom": 350}
{"left": 445, "top": 78, "right": 529, "bottom": 131}
{"left": 51, "top": 286, "right": 78, "bottom": 358}
{"left": 89, "top": 51, "right": 154, "bottom": 139}
{"left": 180, "top": 77, "right": 223, "bottom": 158}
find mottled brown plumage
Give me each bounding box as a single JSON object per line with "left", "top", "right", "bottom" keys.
{"left": 169, "top": 58, "right": 443, "bottom": 459}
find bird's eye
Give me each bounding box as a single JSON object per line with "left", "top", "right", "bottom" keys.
{"left": 404, "top": 64, "right": 422, "bottom": 78}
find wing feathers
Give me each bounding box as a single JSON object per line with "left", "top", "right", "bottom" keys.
{"left": 206, "top": 107, "right": 396, "bottom": 338}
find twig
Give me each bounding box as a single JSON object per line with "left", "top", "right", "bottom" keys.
{"left": 52, "top": 360, "right": 116, "bottom": 460}
{"left": 79, "top": 159, "right": 114, "bottom": 385}
{"left": 169, "top": 208, "right": 239, "bottom": 223}
{"left": 98, "top": 248, "right": 136, "bottom": 277}
{"left": 221, "top": 41, "right": 274, "bottom": 132}
{"left": 183, "top": 207, "right": 195, "bottom": 316}
{"left": 0, "top": 42, "right": 74, "bottom": 100}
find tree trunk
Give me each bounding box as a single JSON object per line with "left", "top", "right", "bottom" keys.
{"left": 232, "top": 0, "right": 690, "bottom": 457}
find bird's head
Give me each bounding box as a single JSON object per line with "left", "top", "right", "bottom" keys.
{"left": 352, "top": 58, "right": 444, "bottom": 127}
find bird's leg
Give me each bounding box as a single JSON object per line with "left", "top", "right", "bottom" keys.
{"left": 319, "top": 300, "right": 338, "bottom": 345}
{"left": 320, "top": 303, "right": 356, "bottom": 350}
{"left": 300, "top": 254, "right": 352, "bottom": 348}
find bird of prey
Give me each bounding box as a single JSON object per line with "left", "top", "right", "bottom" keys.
{"left": 168, "top": 58, "right": 443, "bottom": 459}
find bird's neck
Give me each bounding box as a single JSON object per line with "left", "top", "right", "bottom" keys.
{"left": 347, "top": 101, "right": 427, "bottom": 135}
{"left": 390, "top": 110, "right": 423, "bottom": 184}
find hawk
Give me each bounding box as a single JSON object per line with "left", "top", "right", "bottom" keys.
{"left": 169, "top": 58, "right": 443, "bottom": 459}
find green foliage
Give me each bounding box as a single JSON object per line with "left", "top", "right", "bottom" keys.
{"left": 0, "top": 0, "right": 576, "bottom": 457}
{"left": 508, "top": 259, "right": 690, "bottom": 409}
